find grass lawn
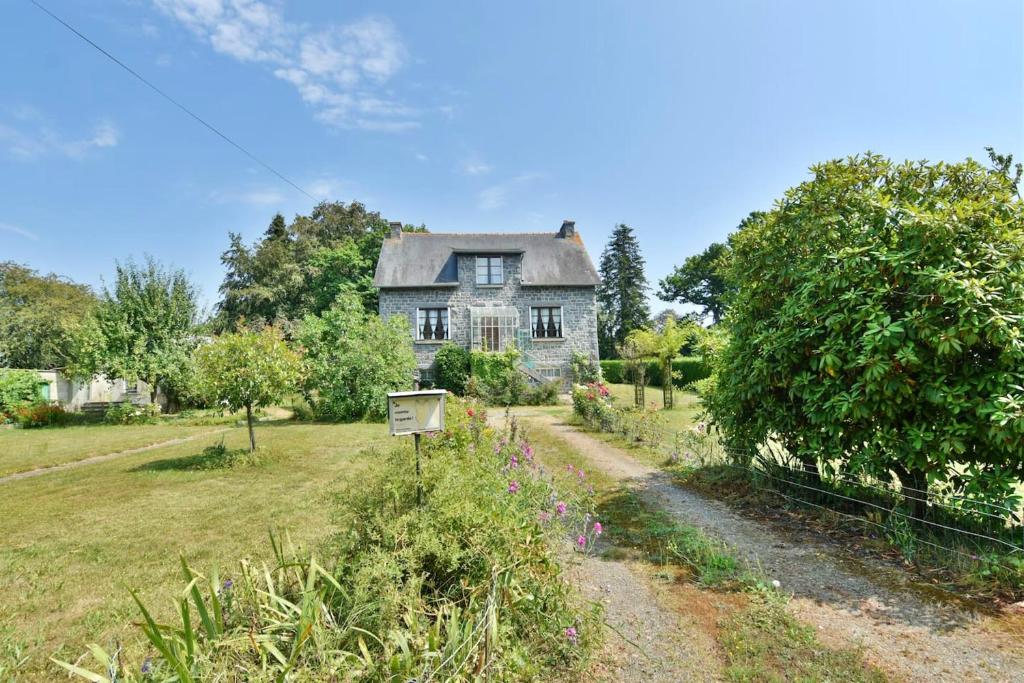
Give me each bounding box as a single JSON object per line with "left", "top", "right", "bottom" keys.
{"left": 0, "top": 423, "right": 235, "bottom": 477}
{"left": 1, "top": 420, "right": 391, "bottom": 681}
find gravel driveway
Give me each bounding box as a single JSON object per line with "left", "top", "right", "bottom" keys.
{"left": 523, "top": 411, "right": 1024, "bottom": 683}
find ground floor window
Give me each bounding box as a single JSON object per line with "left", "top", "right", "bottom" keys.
{"left": 416, "top": 307, "right": 450, "bottom": 341}
{"left": 536, "top": 366, "right": 562, "bottom": 380}
{"left": 530, "top": 306, "right": 563, "bottom": 338}
{"left": 471, "top": 306, "right": 518, "bottom": 351}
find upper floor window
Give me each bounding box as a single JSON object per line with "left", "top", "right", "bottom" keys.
{"left": 476, "top": 256, "right": 503, "bottom": 285}
{"left": 416, "top": 307, "right": 450, "bottom": 341}
{"left": 531, "top": 306, "right": 563, "bottom": 339}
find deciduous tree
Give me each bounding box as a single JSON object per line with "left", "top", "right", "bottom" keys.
{"left": 194, "top": 328, "right": 302, "bottom": 451}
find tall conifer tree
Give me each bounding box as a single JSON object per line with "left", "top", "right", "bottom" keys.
{"left": 596, "top": 224, "right": 650, "bottom": 358}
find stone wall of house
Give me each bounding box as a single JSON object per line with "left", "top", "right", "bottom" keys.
{"left": 378, "top": 253, "right": 599, "bottom": 384}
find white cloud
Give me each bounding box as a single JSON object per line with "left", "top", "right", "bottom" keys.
{"left": 0, "top": 222, "right": 39, "bottom": 241}
{"left": 461, "top": 158, "right": 492, "bottom": 176}
{"left": 0, "top": 117, "right": 119, "bottom": 161}
{"left": 154, "top": 1, "right": 415, "bottom": 131}
{"left": 414, "top": 152, "right": 428, "bottom": 162}
{"left": 477, "top": 173, "right": 542, "bottom": 211}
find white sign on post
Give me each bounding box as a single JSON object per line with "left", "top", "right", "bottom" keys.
{"left": 387, "top": 390, "right": 447, "bottom": 436}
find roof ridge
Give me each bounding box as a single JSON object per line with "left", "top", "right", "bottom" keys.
{"left": 402, "top": 231, "right": 557, "bottom": 237}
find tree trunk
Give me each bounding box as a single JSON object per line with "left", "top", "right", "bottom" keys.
{"left": 245, "top": 403, "right": 256, "bottom": 452}
{"left": 895, "top": 465, "right": 928, "bottom": 520}
{"left": 662, "top": 359, "right": 673, "bottom": 409}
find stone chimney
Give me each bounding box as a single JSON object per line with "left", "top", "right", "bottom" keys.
{"left": 389, "top": 221, "right": 403, "bottom": 239}
{"left": 557, "top": 220, "right": 576, "bottom": 238}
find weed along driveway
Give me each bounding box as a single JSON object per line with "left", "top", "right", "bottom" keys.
{"left": 516, "top": 409, "right": 1024, "bottom": 683}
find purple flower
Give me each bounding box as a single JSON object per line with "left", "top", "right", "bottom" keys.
{"left": 577, "top": 469, "right": 585, "bottom": 481}
{"left": 555, "top": 501, "right": 567, "bottom": 516}
{"left": 565, "top": 626, "right": 578, "bottom": 645}
{"left": 593, "top": 522, "right": 603, "bottom": 536}
{"left": 508, "top": 454, "right": 519, "bottom": 469}
{"left": 566, "top": 464, "right": 575, "bottom": 473}
{"left": 141, "top": 658, "right": 152, "bottom": 675}
{"left": 521, "top": 444, "right": 534, "bottom": 460}
{"left": 222, "top": 578, "right": 233, "bottom": 591}
{"left": 576, "top": 535, "right": 586, "bottom": 548}
{"left": 508, "top": 480, "right": 520, "bottom": 494}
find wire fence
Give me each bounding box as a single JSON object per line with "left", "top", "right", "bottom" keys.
{"left": 576, "top": 404, "right": 1024, "bottom": 580}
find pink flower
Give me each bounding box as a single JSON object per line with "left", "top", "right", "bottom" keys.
{"left": 555, "top": 501, "right": 567, "bottom": 516}
{"left": 521, "top": 444, "right": 534, "bottom": 460}
{"left": 508, "top": 480, "right": 519, "bottom": 494}
{"left": 577, "top": 535, "right": 586, "bottom": 548}
{"left": 565, "top": 627, "right": 578, "bottom": 645}
{"left": 577, "top": 469, "right": 585, "bottom": 481}
{"left": 566, "top": 464, "right": 574, "bottom": 473}
{"left": 538, "top": 511, "right": 551, "bottom": 523}
{"left": 508, "top": 454, "right": 519, "bottom": 468}
{"left": 593, "top": 522, "right": 603, "bottom": 536}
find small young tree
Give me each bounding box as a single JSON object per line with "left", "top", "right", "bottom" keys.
{"left": 632, "top": 316, "right": 694, "bottom": 408}
{"left": 194, "top": 328, "right": 302, "bottom": 451}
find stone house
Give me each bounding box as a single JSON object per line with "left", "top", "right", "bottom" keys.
{"left": 374, "top": 220, "right": 601, "bottom": 386}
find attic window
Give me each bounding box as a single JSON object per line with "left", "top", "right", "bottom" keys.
{"left": 475, "top": 256, "right": 503, "bottom": 285}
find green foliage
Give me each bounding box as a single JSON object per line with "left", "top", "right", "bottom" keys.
{"left": 469, "top": 346, "right": 527, "bottom": 405}
{"left": 708, "top": 152, "right": 1024, "bottom": 515}
{"left": 194, "top": 327, "right": 302, "bottom": 450}
{"left": 657, "top": 233, "right": 742, "bottom": 325}
{"left": 58, "top": 399, "right": 600, "bottom": 681}
{"left": 297, "top": 294, "right": 417, "bottom": 421}
{"left": 10, "top": 403, "right": 69, "bottom": 428}
{"left": 0, "top": 262, "right": 97, "bottom": 369}
{"left": 433, "top": 342, "right": 471, "bottom": 394}
{"left": 599, "top": 357, "right": 710, "bottom": 387}
{"left": 70, "top": 258, "right": 199, "bottom": 407}
{"left": 522, "top": 380, "right": 561, "bottom": 406}
{"left": 216, "top": 202, "right": 427, "bottom": 330}
{"left": 0, "top": 368, "right": 46, "bottom": 415}
{"left": 597, "top": 224, "right": 650, "bottom": 358}
{"left": 570, "top": 350, "right": 601, "bottom": 384}
{"left": 571, "top": 383, "right": 665, "bottom": 443}
{"left": 103, "top": 401, "right": 161, "bottom": 425}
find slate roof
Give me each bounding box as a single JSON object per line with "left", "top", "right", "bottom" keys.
{"left": 373, "top": 230, "right": 601, "bottom": 288}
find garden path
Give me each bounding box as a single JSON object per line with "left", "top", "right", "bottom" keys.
{"left": 0, "top": 427, "right": 233, "bottom": 484}
{"left": 519, "top": 410, "right": 1024, "bottom": 683}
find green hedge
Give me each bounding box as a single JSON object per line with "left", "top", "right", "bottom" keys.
{"left": 600, "top": 357, "right": 709, "bottom": 388}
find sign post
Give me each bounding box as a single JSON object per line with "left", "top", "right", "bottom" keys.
{"left": 387, "top": 390, "right": 446, "bottom": 505}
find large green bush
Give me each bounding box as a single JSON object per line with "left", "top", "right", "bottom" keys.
{"left": 0, "top": 368, "right": 45, "bottom": 416}
{"left": 433, "top": 342, "right": 470, "bottom": 393}
{"left": 469, "top": 346, "right": 528, "bottom": 406}
{"left": 707, "top": 153, "right": 1024, "bottom": 515}
{"left": 600, "top": 357, "right": 709, "bottom": 387}
{"left": 298, "top": 294, "right": 417, "bottom": 421}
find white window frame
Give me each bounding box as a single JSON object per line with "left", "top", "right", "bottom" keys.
{"left": 529, "top": 305, "right": 564, "bottom": 339}
{"left": 415, "top": 306, "right": 451, "bottom": 342}
{"left": 475, "top": 256, "right": 504, "bottom": 285}
{"left": 470, "top": 306, "right": 518, "bottom": 351}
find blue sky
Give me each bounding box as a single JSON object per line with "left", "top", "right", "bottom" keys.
{"left": 2, "top": 0, "right": 1022, "bottom": 312}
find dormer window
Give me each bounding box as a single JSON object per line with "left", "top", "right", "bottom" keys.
{"left": 475, "top": 256, "right": 503, "bottom": 285}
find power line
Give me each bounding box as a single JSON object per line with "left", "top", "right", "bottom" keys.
{"left": 28, "top": 0, "right": 316, "bottom": 202}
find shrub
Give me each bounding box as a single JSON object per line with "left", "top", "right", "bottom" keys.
{"left": 433, "top": 342, "right": 471, "bottom": 394}
{"left": 469, "top": 345, "right": 527, "bottom": 406}
{"left": 0, "top": 368, "right": 46, "bottom": 417}
{"left": 523, "top": 380, "right": 561, "bottom": 406}
{"left": 599, "top": 357, "right": 709, "bottom": 387}
{"left": 103, "top": 401, "right": 160, "bottom": 425}
{"left": 571, "top": 383, "right": 665, "bottom": 444}
{"left": 708, "top": 152, "right": 1024, "bottom": 516}
{"left": 570, "top": 351, "right": 601, "bottom": 384}
{"left": 11, "top": 403, "right": 68, "bottom": 428}
{"left": 58, "top": 397, "right": 601, "bottom": 681}
{"left": 298, "top": 294, "right": 416, "bottom": 422}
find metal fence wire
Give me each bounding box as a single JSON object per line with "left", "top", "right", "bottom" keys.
{"left": 574, "top": 404, "right": 1024, "bottom": 578}
{"left": 658, "top": 428, "right": 1024, "bottom": 575}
